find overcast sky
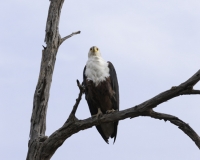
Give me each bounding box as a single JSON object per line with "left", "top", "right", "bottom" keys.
{"left": 1, "top": 0, "right": 200, "bottom": 159}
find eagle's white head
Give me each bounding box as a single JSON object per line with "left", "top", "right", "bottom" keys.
{"left": 85, "top": 46, "right": 109, "bottom": 86}
{"left": 88, "top": 46, "right": 101, "bottom": 58}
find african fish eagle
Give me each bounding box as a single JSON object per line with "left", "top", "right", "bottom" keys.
{"left": 83, "top": 46, "right": 119, "bottom": 144}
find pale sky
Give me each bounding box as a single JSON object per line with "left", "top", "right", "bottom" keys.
{"left": 1, "top": 0, "right": 200, "bottom": 159}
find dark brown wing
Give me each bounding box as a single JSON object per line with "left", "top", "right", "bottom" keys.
{"left": 83, "top": 66, "right": 96, "bottom": 115}
{"left": 108, "top": 61, "right": 119, "bottom": 143}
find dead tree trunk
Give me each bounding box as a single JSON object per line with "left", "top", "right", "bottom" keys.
{"left": 26, "top": 1, "right": 80, "bottom": 159}
{"left": 26, "top": 1, "right": 200, "bottom": 160}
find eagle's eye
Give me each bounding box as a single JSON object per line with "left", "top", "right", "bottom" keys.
{"left": 96, "top": 48, "right": 98, "bottom": 51}
{"left": 90, "top": 48, "right": 92, "bottom": 51}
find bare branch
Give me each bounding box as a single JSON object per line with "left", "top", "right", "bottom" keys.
{"left": 136, "top": 69, "right": 200, "bottom": 112}
{"left": 60, "top": 31, "right": 81, "bottom": 45}
{"left": 148, "top": 110, "right": 200, "bottom": 149}
{"left": 179, "top": 69, "right": 200, "bottom": 88}
{"left": 36, "top": 69, "right": 200, "bottom": 159}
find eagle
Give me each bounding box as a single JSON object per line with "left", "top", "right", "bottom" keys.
{"left": 83, "top": 46, "right": 119, "bottom": 144}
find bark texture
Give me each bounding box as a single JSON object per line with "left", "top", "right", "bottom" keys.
{"left": 27, "top": 1, "right": 80, "bottom": 160}
{"left": 26, "top": 1, "right": 200, "bottom": 160}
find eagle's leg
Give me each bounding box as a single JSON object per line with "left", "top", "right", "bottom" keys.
{"left": 106, "top": 109, "right": 115, "bottom": 114}
{"left": 92, "top": 108, "right": 103, "bottom": 118}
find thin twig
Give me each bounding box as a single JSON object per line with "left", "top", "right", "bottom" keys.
{"left": 60, "top": 31, "right": 81, "bottom": 45}
{"left": 70, "top": 80, "right": 84, "bottom": 115}
{"left": 181, "top": 89, "right": 200, "bottom": 95}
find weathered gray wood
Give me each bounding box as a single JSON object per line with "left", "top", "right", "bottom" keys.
{"left": 27, "top": 0, "right": 200, "bottom": 159}
{"left": 27, "top": 0, "right": 80, "bottom": 160}
{"left": 29, "top": 0, "right": 63, "bottom": 141}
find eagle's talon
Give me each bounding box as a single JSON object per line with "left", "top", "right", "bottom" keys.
{"left": 106, "top": 109, "right": 115, "bottom": 114}
{"left": 92, "top": 113, "right": 102, "bottom": 118}
{"left": 92, "top": 108, "right": 103, "bottom": 118}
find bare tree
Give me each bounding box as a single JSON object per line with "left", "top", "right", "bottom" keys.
{"left": 26, "top": 1, "right": 200, "bottom": 160}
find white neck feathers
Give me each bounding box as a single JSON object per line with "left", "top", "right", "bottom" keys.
{"left": 85, "top": 56, "right": 110, "bottom": 86}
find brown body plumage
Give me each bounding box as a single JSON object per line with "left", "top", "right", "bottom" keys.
{"left": 83, "top": 46, "right": 119, "bottom": 144}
